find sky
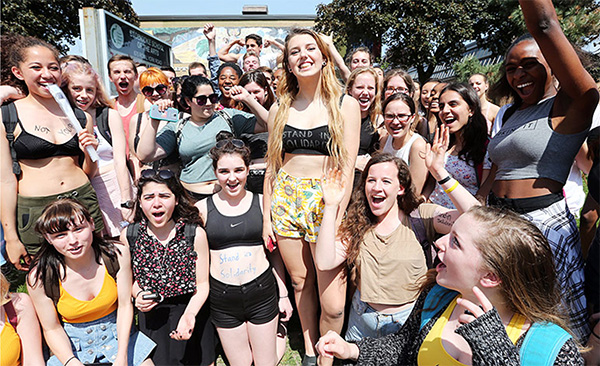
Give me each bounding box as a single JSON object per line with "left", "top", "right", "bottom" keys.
{"left": 130, "top": 0, "right": 331, "bottom": 16}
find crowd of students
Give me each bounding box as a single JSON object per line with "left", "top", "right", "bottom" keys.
{"left": 1, "top": 0, "right": 599, "bottom": 365}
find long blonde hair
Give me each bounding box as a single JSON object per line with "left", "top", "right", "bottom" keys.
{"left": 266, "top": 28, "right": 346, "bottom": 176}
{"left": 345, "top": 67, "right": 381, "bottom": 129}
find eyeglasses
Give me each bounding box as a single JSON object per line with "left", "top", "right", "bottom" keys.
{"left": 140, "top": 169, "right": 175, "bottom": 180}
{"left": 383, "top": 114, "right": 412, "bottom": 123}
{"left": 142, "top": 84, "right": 168, "bottom": 97}
{"left": 215, "top": 139, "right": 245, "bottom": 149}
{"left": 385, "top": 86, "right": 409, "bottom": 94}
{"left": 193, "top": 93, "right": 219, "bottom": 106}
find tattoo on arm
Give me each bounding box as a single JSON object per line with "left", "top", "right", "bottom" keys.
{"left": 436, "top": 212, "right": 453, "bottom": 227}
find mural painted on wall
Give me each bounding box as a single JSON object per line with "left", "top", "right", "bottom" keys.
{"left": 143, "top": 26, "right": 291, "bottom": 72}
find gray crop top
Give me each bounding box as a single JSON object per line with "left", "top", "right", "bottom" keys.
{"left": 488, "top": 96, "right": 589, "bottom": 185}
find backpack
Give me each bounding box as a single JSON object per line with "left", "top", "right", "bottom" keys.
{"left": 126, "top": 221, "right": 197, "bottom": 252}
{"left": 3, "top": 300, "right": 18, "bottom": 328}
{"left": 95, "top": 106, "right": 112, "bottom": 146}
{"left": 1, "top": 102, "right": 87, "bottom": 175}
{"left": 44, "top": 251, "right": 120, "bottom": 304}
{"left": 420, "top": 284, "right": 573, "bottom": 366}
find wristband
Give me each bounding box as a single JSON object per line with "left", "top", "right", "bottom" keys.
{"left": 279, "top": 294, "right": 288, "bottom": 298}
{"left": 64, "top": 356, "right": 77, "bottom": 366}
{"left": 437, "top": 175, "right": 451, "bottom": 185}
{"left": 444, "top": 180, "right": 460, "bottom": 194}
{"left": 136, "top": 290, "right": 144, "bottom": 298}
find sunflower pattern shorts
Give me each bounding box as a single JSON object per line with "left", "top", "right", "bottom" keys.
{"left": 271, "top": 170, "right": 324, "bottom": 242}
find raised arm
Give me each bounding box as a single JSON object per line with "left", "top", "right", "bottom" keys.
{"left": 135, "top": 113, "right": 169, "bottom": 162}
{"left": 79, "top": 111, "right": 98, "bottom": 177}
{"left": 519, "top": 0, "right": 599, "bottom": 133}
{"left": 320, "top": 34, "right": 351, "bottom": 82}
{"left": 218, "top": 38, "right": 244, "bottom": 63}
{"left": 337, "top": 96, "right": 361, "bottom": 223}
{"left": 107, "top": 109, "right": 134, "bottom": 221}
{"left": 230, "top": 85, "right": 269, "bottom": 130}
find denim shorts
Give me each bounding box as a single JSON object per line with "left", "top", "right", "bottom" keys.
{"left": 344, "top": 290, "right": 414, "bottom": 342}
{"left": 47, "top": 311, "right": 155, "bottom": 366}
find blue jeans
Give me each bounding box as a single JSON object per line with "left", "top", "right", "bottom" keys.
{"left": 47, "top": 311, "right": 155, "bottom": 366}
{"left": 345, "top": 290, "right": 414, "bottom": 341}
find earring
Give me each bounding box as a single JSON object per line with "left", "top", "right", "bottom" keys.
{"left": 322, "top": 61, "right": 327, "bottom": 67}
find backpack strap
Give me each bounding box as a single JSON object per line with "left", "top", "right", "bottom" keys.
{"left": 101, "top": 250, "right": 120, "bottom": 280}
{"left": 184, "top": 222, "right": 197, "bottom": 249}
{"left": 2, "top": 103, "right": 22, "bottom": 175}
{"left": 519, "top": 322, "right": 571, "bottom": 366}
{"left": 175, "top": 115, "right": 190, "bottom": 146}
{"left": 215, "top": 109, "right": 234, "bottom": 134}
{"left": 4, "top": 300, "right": 18, "bottom": 328}
{"left": 95, "top": 107, "right": 112, "bottom": 146}
{"left": 126, "top": 222, "right": 141, "bottom": 252}
{"left": 420, "top": 284, "right": 458, "bottom": 330}
{"left": 73, "top": 107, "right": 87, "bottom": 129}
{"left": 134, "top": 113, "right": 143, "bottom": 152}
{"left": 409, "top": 208, "right": 435, "bottom": 269}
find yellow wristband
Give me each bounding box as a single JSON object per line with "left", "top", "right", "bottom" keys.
{"left": 444, "top": 180, "right": 460, "bottom": 193}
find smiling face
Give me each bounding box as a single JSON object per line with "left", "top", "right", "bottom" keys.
{"left": 12, "top": 46, "right": 61, "bottom": 98}
{"left": 420, "top": 81, "right": 438, "bottom": 109}
{"left": 243, "top": 81, "right": 267, "bottom": 106}
{"left": 428, "top": 83, "right": 446, "bottom": 114}
{"left": 218, "top": 67, "right": 240, "bottom": 98}
{"left": 383, "top": 99, "right": 414, "bottom": 140}
{"left": 350, "top": 51, "right": 371, "bottom": 70}
{"left": 349, "top": 72, "right": 377, "bottom": 115}
{"left": 67, "top": 72, "right": 97, "bottom": 111}
{"left": 215, "top": 153, "right": 249, "bottom": 197}
{"left": 364, "top": 162, "right": 404, "bottom": 220}
{"left": 435, "top": 213, "right": 488, "bottom": 294}
{"left": 384, "top": 75, "right": 409, "bottom": 99}
{"left": 45, "top": 218, "right": 95, "bottom": 260}
{"left": 245, "top": 38, "right": 262, "bottom": 53}
{"left": 188, "top": 84, "right": 217, "bottom": 121}
{"left": 469, "top": 74, "right": 488, "bottom": 99}
{"left": 287, "top": 34, "right": 325, "bottom": 79}
{"left": 505, "top": 39, "right": 553, "bottom": 108}
{"left": 438, "top": 90, "right": 473, "bottom": 134}
{"left": 144, "top": 82, "right": 170, "bottom": 104}
{"left": 140, "top": 181, "right": 177, "bottom": 228}
{"left": 109, "top": 60, "right": 136, "bottom": 96}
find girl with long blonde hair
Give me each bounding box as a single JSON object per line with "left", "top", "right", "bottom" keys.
{"left": 262, "top": 28, "right": 361, "bottom": 366}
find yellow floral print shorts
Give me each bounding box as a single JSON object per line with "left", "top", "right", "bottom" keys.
{"left": 271, "top": 170, "right": 324, "bottom": 243}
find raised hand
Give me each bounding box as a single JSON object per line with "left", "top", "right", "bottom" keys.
{"left": 424, "top": 125, "right": 450, "bottom": 181}
{"left": 203, "top": 23, "right": 216, "bottom": 41}
{"left": 321, "top": 167, "right": 345, "bottom": 208}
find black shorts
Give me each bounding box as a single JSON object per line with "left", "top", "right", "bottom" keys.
{"left": 209, "top": 267, "right": 279, "bottom": 329}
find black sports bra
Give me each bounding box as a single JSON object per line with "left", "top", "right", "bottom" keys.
{"left": 13, "top": 118, "right": 83, "bottom": 161}
{"left": 282, "top": 124, "right": 331, "bottom": 156}
{"left": 204, "top": 194, "right": 264, "bottom": 251}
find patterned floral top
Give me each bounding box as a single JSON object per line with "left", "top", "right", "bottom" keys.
{"left": 429, "top": 154, "right": 479, "bottom": 209}
{"left": 131, "top": 219, "right": 197, "bottom": 298}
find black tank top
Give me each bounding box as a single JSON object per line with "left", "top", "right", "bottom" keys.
{"left": 282, "top": 124, "right": 331, "bottom": 156}
{"left": 205, "top": 193, "right": 264, "bottom": 251}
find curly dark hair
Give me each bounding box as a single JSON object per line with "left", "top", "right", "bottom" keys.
{"left": 341, "top": 153, "right": 423, "bottom": 284}
{"left": 133, "top": 170, "right": 203, "bottom": 226}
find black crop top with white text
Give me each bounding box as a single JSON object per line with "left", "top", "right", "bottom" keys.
{"left": 12, "top": 117, "right": 83, "bottom": 161}
{"left": 205, "top": 193, "right": 264, "bottom": 251}
{"left": 282, "top": 124, "right": 331, "bottom": 156}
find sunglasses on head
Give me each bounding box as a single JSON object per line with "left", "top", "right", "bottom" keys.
{"left": 215, "top": 139, "right": 245, "bottom": 149}
{"left": 140, "top": 169, "right": 175, "bottom": 180}
{"left": 193, "top": 93, "right": 219, "bottom": 106}
{"left": 142, "top": 84, "right": 168, "bottom": 97}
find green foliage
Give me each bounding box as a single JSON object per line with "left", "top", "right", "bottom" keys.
{"left": 315, "top": 0, "right": 600, "bottom": 84}
{"left": 1, "top": 0, "right": 139, "bottom": 54}
{"left": 452, "top": 56, "right": 502, "bottom": 85}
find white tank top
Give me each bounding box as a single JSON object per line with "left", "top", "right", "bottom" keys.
{"left": 382, "top": 133, "right": 422, "bottom": 165}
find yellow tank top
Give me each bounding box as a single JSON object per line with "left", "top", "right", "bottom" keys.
{"left": 57, "top": 266, "right": 118, "bottom": 323}
{"left": 1, "top": 311, "right": 21, "bottom": 366}
{"left": 418, "top": 296, "right": 526, "bottom": 365}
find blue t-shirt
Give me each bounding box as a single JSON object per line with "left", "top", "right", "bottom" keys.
{"left": 156, "top": 109, "right": 256, "bottom": 184}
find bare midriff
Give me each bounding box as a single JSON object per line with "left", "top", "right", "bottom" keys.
{"left": 492, "top": 177, "right": 563, "bottom": 199}
{"left": 281, "top": 153, "right": 331, "bottom": 178}
{"left": 368, "top": 300, "right": 414, "bottom": 315}
{"left": 18, "top": 156, "right": 89, "bottom": 196}
{"left": 209, "top": 246, "right": 270, "bottom": 285}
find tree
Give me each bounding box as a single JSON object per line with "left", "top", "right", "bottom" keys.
{"left": 452, "top": 56, "right": 502, "bottom": 84}
{"left": 1, "top": 0, "right": 139, "bottom": 54}
{"left": 315, "top": 0, "right": 600, "bottom": 84}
